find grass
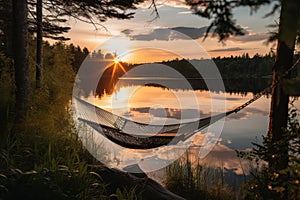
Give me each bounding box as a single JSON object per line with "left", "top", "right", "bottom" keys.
{"left": 0, "top": 48, "right": 140, "bottom": 199}
{"left": 164, "top": 151, "right": 236, "bottom": 200}
{"left": 0, "top": 88, "right": 107, "bottom": 199}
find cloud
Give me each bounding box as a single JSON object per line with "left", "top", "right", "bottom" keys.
{"left": 230, "top": 32, "right": 269, "bottom": 42}
{"left": 164, "top": 0, "right": 188, "bottom": 8}
{"left": 121, "top": 25, "right": 267, "bottom": 43}
{"left": 208, "top": 30, "right": 269, "bottom": 52}
{"left": 71, "top": 29, "right": 111, "bottom": 38}
{"left": 178, "top": 11, "right": 192, "bottom": 14}
{"left": 137, "top": 0, "right": 188, "bottom": 9}
{"left": 122, "top": 26, "right": 208, "bottom": 41}
{"left": 226, "top": 107, "right": 269, "bottom": 121}
{"left": 209, "top": 47, "right": 246, "bottom": 52}
{"left": 121, "top": 29, "right": 133, "bottom": 36}
{"left": 208, "top": 27, "right": 268, "bottom": 43}
{"left": 129, "top": 28, "right": 171, "bottom": 41}
{"left": 171, "top": 27, "right": 207, "bottom": 39}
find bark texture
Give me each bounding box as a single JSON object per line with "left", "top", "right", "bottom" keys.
{"left": 12, "top": 0, "right": 30, "bottom": 114}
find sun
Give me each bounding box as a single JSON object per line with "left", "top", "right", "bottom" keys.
{"left": 109, "top": 56, "right": 127, "bottom": 80}
{"left": 114, "top": 57, "right": 120, "bottom": 64}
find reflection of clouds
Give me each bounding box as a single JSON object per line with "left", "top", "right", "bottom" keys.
{"left": 197, "top": 132, "right": 221, "bottom": 159}
{"left": 80, "top": 86, "right": 271, "bottom": 173}
{"left": 218, "top": 96, "right": 241, "bottom": 101}
{"left": 189, "top": 144, "right": 252, "bottom": 175}
{"left": 156, "top": 143, "right": 191, "bottom": 161}
{"left": 96, "top": 136, "right": 194, "bottom": 173}
{"left": 226, "top": 107, "right": 269, "bottom": 121}
{"left": 130, "top": 107, "right": 209, "bottom": 120}
{"left": 149, "top": 144, "right": 258, "bottom": 183}
{"left": 79, "top": 119, "right": 253, "bottom": 175}
{"left": 192, "top": 133, "right": 206, "bottom": 146}
{"left": 139, "top": 156, "right": 172, "bottom": 172}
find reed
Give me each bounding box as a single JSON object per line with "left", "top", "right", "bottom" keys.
{"left": 164, "top": 151, "right": 235, "bottom": 200}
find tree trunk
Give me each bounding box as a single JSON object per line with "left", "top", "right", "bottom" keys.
{"left": 1, "top": 0, "right": 13, "bottom": 58}
{"left": 12, "top": 0, "right": 30, "bottom": 115}
{"left": 268, "top": 0, "right": 300, "bottom": 198}
{"left": 36, "top": 0, "right": 43, "bottom": 88}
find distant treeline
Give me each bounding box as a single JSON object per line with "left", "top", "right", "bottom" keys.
{"left": 47, "top": 46, "right": 300, "bottom": 97}
{"left": 74, "top": 48, "right": 300, "bottom": 80}
{"left": 79, "top": 50, "right": 300, "bottom": 97}
{"left": 159, "top": 53, "right": 300, "bottom": 79}
{"left": 213, "top": 53, "right": 274, "bottom": 78}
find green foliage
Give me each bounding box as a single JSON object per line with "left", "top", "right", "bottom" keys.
{"left": 0, "top": 40, "right": 142, "bottom": 199}
{"left": 159, "top": 53, "right": 275, "bottom": 79}
{"left": 186, "top": 0, "right": 273, "bottom": 41}
{"left": 239, "top": 107, "right": 300, "bottom": 199}
{"left": 165, "top": 152, "right": 235, "bottom": 200}
{"left": 0, "top": 167, "right": 106, "bottom": 200}
{"left": 111, "top": 187, "right": 141, "bottom": 200}
{"left": 69, "top": 44, "right": 90, "bottom": 73}
{"left": 213, "top": 53, "right": 275, "bottom": 78}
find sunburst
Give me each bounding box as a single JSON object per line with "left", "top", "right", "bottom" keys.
{"left": 114, "top": 57, "right": 120, "bottom": 64}
{"left": 110, "top": 57, "right": 127, "bottom": 81}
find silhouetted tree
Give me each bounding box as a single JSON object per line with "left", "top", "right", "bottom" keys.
{"left": 33, "top": 0, "right": 151, "bottom": 87}
{"left": 0, "top": 0, "right": 13, "bottom": 57}
{"left": 35, "top": 0, "right": 42, "bottom": 88}
{"left": 69, "top": 44, "right": 90, "bottom": 72}
{"left": 12, "top": 0, "right": 30, "bottom": 115}
{"left": 5, "top": 0, "right": 150, "bottom": 118}
{"left": 186, "top": 0, "right": 300, "bottom": 198}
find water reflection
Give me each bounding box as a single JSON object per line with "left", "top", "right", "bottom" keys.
{"left": 78, "top": 77, "right": 299, "bottom": 176}
{"left": 74, "top": 56, "right": 271, "bottom": 99}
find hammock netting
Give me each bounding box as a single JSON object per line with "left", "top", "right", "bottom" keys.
{"left": 74, "top": 97, "right": 236, "bottom": 149}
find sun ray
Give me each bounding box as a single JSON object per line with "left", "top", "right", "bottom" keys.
{"left": 117, "top": 62, "right": 127, "bottom": 74}
{"left": 111, "top": 63, "right": 117, "bottom": 80}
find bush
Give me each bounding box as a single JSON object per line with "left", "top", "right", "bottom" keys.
{"left": 0, "top": 167, "right": 106, "bottom": 200}
{"left": 239, "top": 107, "right": 300, "bottom": 200}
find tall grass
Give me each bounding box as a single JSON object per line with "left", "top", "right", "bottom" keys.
{"left": 0, "top": 44, "right": 138, "bottom": 199}
{"left": 164, "top": 151, "right": 235, "bottom": 200}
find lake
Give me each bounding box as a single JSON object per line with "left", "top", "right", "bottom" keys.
{"left": 74, "top": 76, "right": 300, "bottom": 177}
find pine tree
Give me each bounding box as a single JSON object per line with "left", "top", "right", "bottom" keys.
{"left": 185, "top": 1, "right": 300, "bottom": 198}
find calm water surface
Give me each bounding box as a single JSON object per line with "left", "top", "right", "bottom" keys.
{"left": 81, "top": 78, "right": 299, "bottom": 176}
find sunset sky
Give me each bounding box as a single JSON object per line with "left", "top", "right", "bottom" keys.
{"left": 65, "top": 0, "right": 278, "bottom": 63}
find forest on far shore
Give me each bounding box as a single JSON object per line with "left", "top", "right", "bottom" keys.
{"left": 76, "top": 49, "right": 300, "bottom": 97}
{"left": 86, "top": 49, "right": 300, "bottom": 79}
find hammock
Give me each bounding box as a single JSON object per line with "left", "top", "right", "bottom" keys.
{"left": 74, "top": 96, "right": 249, "bottom": 149}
